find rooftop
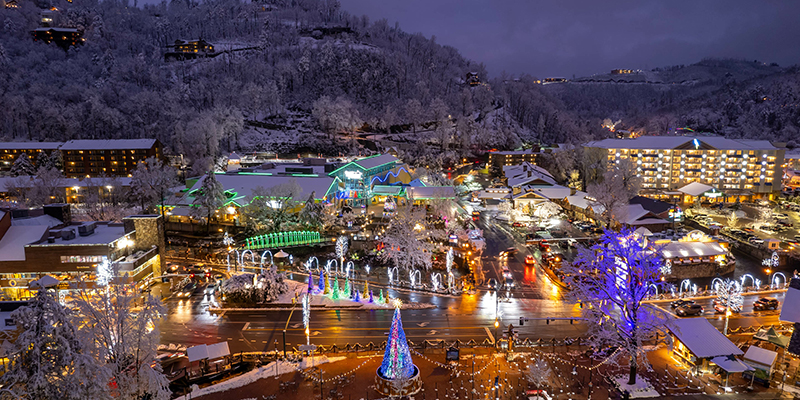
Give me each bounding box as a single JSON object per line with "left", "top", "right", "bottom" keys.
{"left": 0, "top": 226, "right": 48, "bottom": 261}
{"left": 406, "top": 186, "right": 456, "bottom": 200}
{"left": 176, "top": 173, "right": 341, "bottom": 206}
{"left": 351, "top": 154, "right": 399, "bottom": 170}
{"left": 0, "top": 142, "right": 63, "bottom": 150}
{"left": 669, "top": 317, "right": 743, "bottom": 358}
{"left": 60, "top": 139, "right": 157, "bottom": 151}
{"left": 660, "top": 241, "right": 728, "bottom": 259}
{"left": 31, "top": 223, "right": 128, "bottom": 247}
{"left": 586, "top": 136, "right": 783, "bottom": 151}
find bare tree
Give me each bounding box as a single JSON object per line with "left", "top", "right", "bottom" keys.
{"left": 239, "top": 180, "right": 303, "bottom": 232}
{"left": 130, "top": 157, "right": 179, "bottom": 216}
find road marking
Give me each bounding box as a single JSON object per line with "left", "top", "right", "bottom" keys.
{"left": 262, "top": 341, "right": 268, "bottom": 344}
{"left": 485, "top": 327, "right": 495, "bottom": 344}
{"left": 243, "top": 322, "right": 250, "bottom": 331}
{"left": 227, "top": 338, "right": 233, "bottom": 341}
{"left": 238, "top": 338, "right": 244, "bottom": 341}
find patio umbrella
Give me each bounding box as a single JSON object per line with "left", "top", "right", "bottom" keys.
{"left": 274, "top": 250, "right": 289, "bottom": 258}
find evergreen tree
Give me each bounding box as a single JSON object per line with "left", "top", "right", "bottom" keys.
{"left": 191, "top": 172, "right": 226, "bottom": 233}
{"left": 48, "top": 150, "right": 63, "bottom": 171}
{"left": 35, "top": 151, "right": 49, "bottom": 170}
{"left": 9, "top": 153, "right": 36, "bottom": 176}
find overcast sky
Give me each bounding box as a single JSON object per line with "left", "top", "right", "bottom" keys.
{"left": 338, "top": 0, "right": 800, "bottom": 78}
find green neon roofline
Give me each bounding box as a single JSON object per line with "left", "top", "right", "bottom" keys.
{"left": 327, "top": 154, "right": 396, "bottom": 176}
{"left": 237, "top": 172, "right": 274, "bottom": 176}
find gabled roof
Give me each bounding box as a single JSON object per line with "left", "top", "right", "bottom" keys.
{"left": 530, "top": 186, "right": 572, "bottom": 200}
{"left": 60, "top": 139, "right": 157, "bottom": 151}
{"left": 669, "top": 318, "right": 743, "bottom": 358}
{"left": 629, "top": 196, "right": 673, "bottom": 215}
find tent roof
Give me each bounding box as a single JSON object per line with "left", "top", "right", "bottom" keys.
{"left": 678, "top": 182, "right": 715, "bottom": 197}
{"left": 754, "top": 327, "right": 790, "bottom": 348}
{"left": 634, "top": 227, "right": 654, "bottom": 236}
{"left": 743, "top": 346, "right": 778, "bottom": 369}
{"left": 669, "top": 318, "right": 743, "bottom": 358}
{"left": 660, "top": 241, "right": 728, "bottom": 259}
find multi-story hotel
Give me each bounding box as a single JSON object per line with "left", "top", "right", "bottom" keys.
{"left": 61, "top": 139, "right": 162, "bottom": 178}
{"left": 487, "top": 149, "right": 538, "bottom": 175}
{"left": 585, "top": 136, "right": 786, "bottom": 201}
{"left": 0, "top": 142, "right": 62, "bottom": 173}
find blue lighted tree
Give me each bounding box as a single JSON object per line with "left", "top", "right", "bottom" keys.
{"left": 378, "top": 302, "right": 415, "bottom": 380}
{"left": 564, "top": 227, "right": 667, "bottom": 385}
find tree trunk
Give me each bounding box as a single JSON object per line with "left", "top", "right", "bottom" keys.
{"left": 628, "top": 354, "right": 637, "bottom": 385}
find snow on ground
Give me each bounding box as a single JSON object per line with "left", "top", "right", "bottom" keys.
{"left": 174, "top": 356, "right": 346, "bottom": 400}
{"left": 612, "top": 375, "right": 660, "bottom": 398}
{"left": 212, "top": 279, "right": 435, "bottom": 311}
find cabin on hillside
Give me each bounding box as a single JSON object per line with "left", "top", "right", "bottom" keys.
{"left": 164, "top": 39, "right": 216, "bottom": 61}
{"left": 32, "top": 27, "right": 83, "bottom": 50}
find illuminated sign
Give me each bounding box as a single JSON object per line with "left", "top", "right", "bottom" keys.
{"left": 693, "top": 138, "right": 700, "bottom": 149}
{"left": 344, "top": 170, "right": 363, "bottom": 180}
{"left": 703, "top": 189, "right": 722, "bottom": 198}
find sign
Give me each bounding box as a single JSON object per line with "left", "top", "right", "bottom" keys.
{"left": 344, "top": 170, "right": 363, "bottom": 180}
{"left": 668, "top": 207, "right": 683, "bottom": 222}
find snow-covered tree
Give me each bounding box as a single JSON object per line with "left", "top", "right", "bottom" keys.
{"left": 525, "top": 358, "right": 552, "bottom": 389}
{"left": 404, "top": 98, "right": 424, "bottom": 133}
{"left": 311, "top": 96, "right": 362, "bottom": 136}
{"left": 379, "top": 205, "right": 442, "bottom": 271}
{"left": 220, "top": 267, "right": 289, "bottom": 304}
{"left": 533, "top": 201, "right": 562, "bottom": 225}
{"left": 298, "top": 192, "right": 323, "bottom": 227}
{"left": 563, "top": 228, "right": 667, "bottom": 385}
{"left": 81, "top": 176, "right": 133, "bottom": 222}
{"left": 727, "top": 210, "right": 739, "bottom": 229}
{"left": 239, "top": 180, "right": 302, "bottom": 233}
{"left": 9, "top": 153, "right": 36, "bottom": 177}
{"left": 191, "top": 173, "right": 226, "bottom": 232}
{"left": 1, "top": 289, "right": 106, "bottom": 400}
{"left": 73, "top": 270, "right": 170, "bottom": 400}
{"left": 587, "top": 159, "right": 641, "bottom": 225}
{"left": 130, "top": 157, "right": 179, "bottom": 216}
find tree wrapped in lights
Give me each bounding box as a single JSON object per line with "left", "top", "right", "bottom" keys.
{"left": 343, "top": 278, "right": 351, "bottom": 298}
{"left": 378, "top": 289, "right": 385, "bottom": 304}
{"left": 331, "top": 277, "right": 340, "bottom": 300}
{"left": 318, "top": 270, "right": 325, "bottom": 293}
{"left": 336, "top": 235, "right": 349, "bottom": 262}
{"left": 307, "top": 273, "right": 315, "bottom": 293}
{"left": 378, "top": 301, "right": 415, "bottom": 380}
{"left": 362, "top": 281, "right": 370, "bottom": 299}
{"left": 563, "top": 227, "right": 667, "bottom": 385}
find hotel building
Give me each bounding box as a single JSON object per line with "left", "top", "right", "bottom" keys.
{"left": 585, "top": 136, "right": 786, "bottom": 201}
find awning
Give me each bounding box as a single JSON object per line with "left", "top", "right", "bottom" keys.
{"left": 187, "top": 344, "right": 209, "bottom": 362}
{"left": 169, "top": 207, "right": 192, "bottom": 217}
{"left": 711, "top": 356, "right": 752, "bottom": 373}
{"left": 206, "top": 342, "right": 230, "bottom": 359}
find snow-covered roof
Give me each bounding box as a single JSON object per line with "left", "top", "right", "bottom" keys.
{"left": 60, "top": 139, "right": 157, "bottom": 151}
{"left": 503, "top": 162, "right": 556, "bottom": 188}
{"left": 629, "top": 196, "right": 673, "bottom": 216}
{"left": 352, "top": 154, "right": 399, "bottom": 170}
{"left": 620, "top": 204, "right": 667, "bottom": 226}
{"left": 711, "top": 356, "right": 751, "bottom": 373}
{"left": 743, "top": 346, "right": 778, "bottom": 369}
{"left": 660, "top": 241, "right": 728, "bottom": 259}
{"left": 586, "top": 136, "right": 782, "bottom": 151}
{"left": 565, "top": 195, "right": 605, "bottom": 214}
{"left": 178, "top": 173, "right": 340, "bottom": 206}
{"left": 0, "top": 176, "right": 132, "bottom": 192}
{"left": 531, "top": 186, "right": 572, "bottom": 200}
{"left": 372, "top": 185, "right": 403, "bottom": 196}
{"left": 678, "top": 182, "right": 715, "bottom": 197}
{"left": 477, "top": 188, "right": 511, "bottom": 200}
{"left": 491, "top": 149, "right": 535, "bottom": 155}
{"left": 32, "top": 224, "right": 128, "bottom": 247}
{"left": 0, "top": 142, "right": 63, "bottom": 150}
{"left": 406, "top": 186, "right": 456, "bottom": 200}
{"left": 0, "top": 226, "right": 48, "bottom": 261}
{"left": 669, "top": 318, "right": 743, "bottom": 358}
{"left": 11, "top": 214, "right": 63, "bottom": 228}
{"left": 33, "top": 27, "right": 78, "bottom": 32}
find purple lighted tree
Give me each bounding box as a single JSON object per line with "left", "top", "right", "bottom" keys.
{"left": 563, "top": 227, "right": 667, "bottom": 385}
{"left": 378, "top": 301, "right": 415, "bottom": 380}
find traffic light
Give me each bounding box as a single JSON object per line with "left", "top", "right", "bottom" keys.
{"left": 519, "top": 317, "right": 524, "bottom": 326}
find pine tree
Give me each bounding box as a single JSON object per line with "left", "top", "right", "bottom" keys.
{"left": 378, "top": 306, "right": 415, "bottom": 380}
{"left": 191, "top": 172, "right": 226, "bottom": 233}
{"left": 48, "top": 150, "right": 63, "bottom": 171}
{"left": 35, "top": 151, "right": 49, "bottom": 170}
{"left": 10, "top": 153, "right": 36, "bottom": 176}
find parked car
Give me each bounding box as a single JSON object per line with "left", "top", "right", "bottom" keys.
{"left": 676, "top": 304, "right": 704, "bottom": 316}
{"left": 753, "top": 297, "right": 779, "bottom": 311}
{"left": 671, "top": 299, "right": 695, "bottom": 309}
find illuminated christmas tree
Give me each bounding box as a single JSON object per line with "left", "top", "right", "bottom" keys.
{"left": 344, "top": 278, "right": 351, "bottom": 298}
{"left": 369, "top": 289, "right": 374, "bottom": 303}
{"left": 378, "top": 301, "right": 415, "bottom": 380}
{"left": 331, "top": 277, "right": 340, "bottom": 300}
{"left": 322, "top": 271, "right": 330, "bottom": 295}
{"left": 363, "top": 281, "right": 370, "bottom": 298}
{"left": 354, "top": 288, "right": 361, "bottom": 302}
{"left": 308, "top": 273, "right": 315, "bottom": 293}
{"left": 378, "top": 289, "right": 385, "bottom": 304}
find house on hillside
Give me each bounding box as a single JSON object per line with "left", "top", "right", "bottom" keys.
{"left": 32, "top": 27, "right": 83, "bottom": 50}
{"left": 164, "top": 39, "right": 216, "bottom": 61}
{"left": 465, "top": 72, "right": 481, "bottom": 86}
